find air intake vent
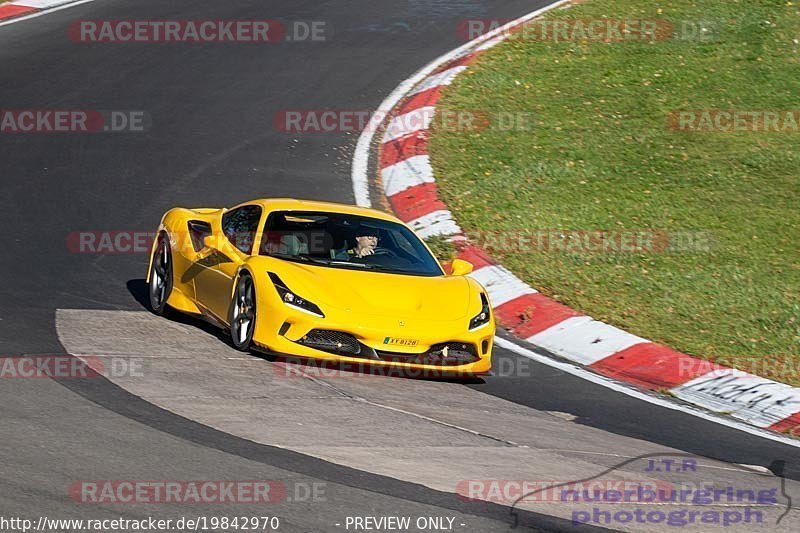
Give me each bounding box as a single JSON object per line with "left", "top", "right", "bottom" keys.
{"left": 298, "top": 329, "right": 361, "bottom": 356}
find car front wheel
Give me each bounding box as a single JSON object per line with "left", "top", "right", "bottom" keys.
{"left": 230, "top": 272, "right": 256, "bottom": 351}
{"left": 148, "top": 233, "right": 173, "bottom": 315}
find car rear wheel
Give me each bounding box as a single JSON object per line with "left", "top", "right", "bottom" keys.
{"left": 148, "top": 233, "right": 173, "bottom": 315}
{"left": 230, "top": 272, "right": 256, "bottom": 351}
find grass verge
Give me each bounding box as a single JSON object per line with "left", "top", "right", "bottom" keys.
{"left": 429, "top": 0, "right": 800, "bottom": 385}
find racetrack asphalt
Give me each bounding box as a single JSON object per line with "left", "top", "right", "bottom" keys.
{"left": 1, "top": 0, "right": 799, "bottom": 531}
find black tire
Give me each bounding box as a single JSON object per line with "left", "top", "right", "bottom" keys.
{"left": 148, "top": 233, "right": 173, "bottom": 316}
{"left": 230, "top": 272, "right": 256, "bottom": 351}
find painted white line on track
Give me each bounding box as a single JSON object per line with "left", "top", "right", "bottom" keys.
{"left": 0, "top": 0, "right": 96, "bottom": 27}
{"left": 408, "top": 65, "right": 468, "bottom": 96}
{"left": 468, "top": 265, "right": 537, "bottom": 307}
{"left": 527, "top": 316, "right": 647, "bottom": 365}
{"left": 383, "top": 107, "right": 435, "bottom": 143}
{"left": 380, "top": 154, "right": 434, "bottom": 196}
{"left": 12, "top": 0, "right": 78, "bottom": 9}
{"left": 405, "top": 209, "right": 461, "bottom": 239}
{"left": 495, "top": 336, "right": 800, "bottom": 449}
{"left": 280, "top": 362, "right": 524, "bottom": 447}
{"left": 475, "top": 35, "right": 507, "bottom": 52}
{"left": 350, "top": 0, "right": 572, "bottom": 207}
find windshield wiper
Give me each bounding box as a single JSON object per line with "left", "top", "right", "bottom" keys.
{"left": 298, "top": 255, "right": 334, "bottom": 266}
{"left": 328, "top": 260, "right": 419, "bottom": 273}
{"left": 270, "top": 254, "right": 364, "bottom": 267}
{"left": 326, "top": 260, "right": 373, "bottom": 268}
{"left": 269, "top": 253, "right": 323, "bottom": 264}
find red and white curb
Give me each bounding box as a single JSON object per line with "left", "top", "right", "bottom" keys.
{"left": 354, "top": 0, "right": 800, "bottom": 439}
{"left": 0, "top": 0, "right": 89, "bottom": 23}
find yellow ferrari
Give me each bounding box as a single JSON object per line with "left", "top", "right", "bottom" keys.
{"left": 146, "top": 199, "right": 494, "bottom": 376}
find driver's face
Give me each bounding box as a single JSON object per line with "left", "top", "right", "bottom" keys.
{"left": 356, "top": 234, "right": 378, "bottom": 248}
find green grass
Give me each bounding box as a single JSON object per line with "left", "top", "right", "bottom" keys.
{"left": 429, "top": 0, "right": 800, "bottom": 385}
{"left": 426, "top": 235, "right": 458, "bottom": 263}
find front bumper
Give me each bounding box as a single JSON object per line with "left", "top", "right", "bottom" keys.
{"left": 252, "top": 291, "right": 494, "bottom": 376}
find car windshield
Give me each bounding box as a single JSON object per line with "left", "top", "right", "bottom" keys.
{"left": 259, "top": 211, "right": 443, "bottom": 276}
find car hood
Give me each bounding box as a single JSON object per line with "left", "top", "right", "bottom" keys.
{"left": 274, "top": 262, "right": 474, "bottom": 321}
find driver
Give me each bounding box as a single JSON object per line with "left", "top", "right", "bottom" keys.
{"left": 352, "top": 228, "right": 379, "bottom": 258}
{"left": 334, "top": 227, "right": 380, "bottom": 260}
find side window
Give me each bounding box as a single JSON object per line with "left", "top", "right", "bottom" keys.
{"left": 221, "top": 205, "right": 262, "bottom": 254}
{"left": 187, "top": 220, "right": 212, "bottom": 253}
{"left": 391, "top": 229, "right": 416, "bottom": 257}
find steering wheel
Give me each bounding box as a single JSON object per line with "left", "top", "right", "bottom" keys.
{"left": 370, "top": 247, "right": 399, "bottom": 258}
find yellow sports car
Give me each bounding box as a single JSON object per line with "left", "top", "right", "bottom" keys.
{"left": 146, "top": 199, "right": 494, "bottom": 375}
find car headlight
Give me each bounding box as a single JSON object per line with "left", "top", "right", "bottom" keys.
{"left": 469, "top": 292, "right": 491, "bottom": 330}
{"left": 268, "top": 272, "right": 324, "bottom": 318}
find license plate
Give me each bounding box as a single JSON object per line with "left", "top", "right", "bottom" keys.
{"left": 383, "top": 337, "right": 419, "bottom": 347}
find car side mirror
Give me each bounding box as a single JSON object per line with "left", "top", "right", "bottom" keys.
{"left": 450, "top": 259, "right": 474, "bottom": 276}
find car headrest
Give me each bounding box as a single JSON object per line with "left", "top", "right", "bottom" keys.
{"left": 278, "top": 234, "right": 309, "bottom": 256}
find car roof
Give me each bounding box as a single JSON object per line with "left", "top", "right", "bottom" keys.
{"left": 233, "top": 198, "right": 403, "bottom": 224}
